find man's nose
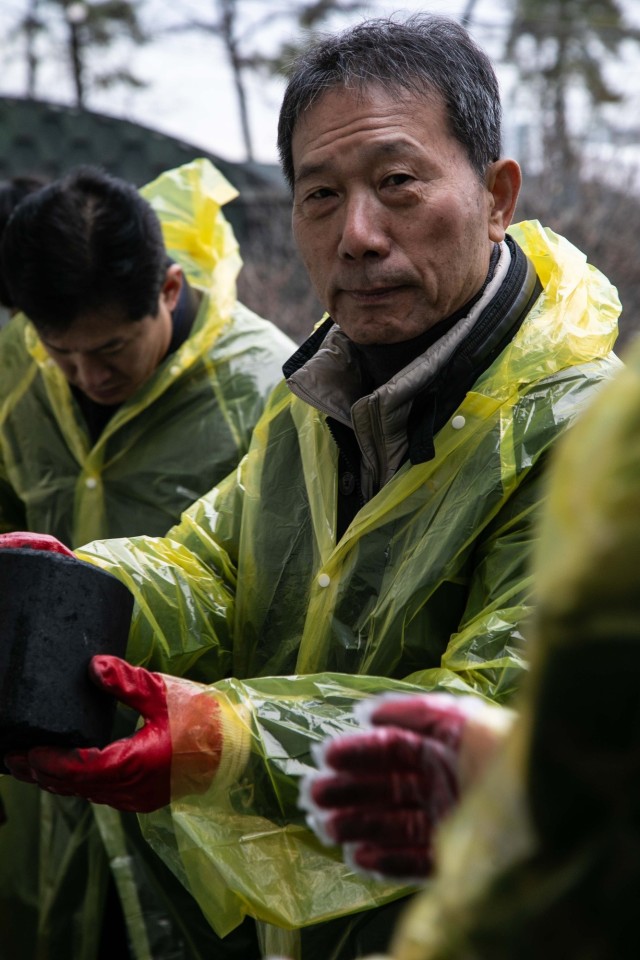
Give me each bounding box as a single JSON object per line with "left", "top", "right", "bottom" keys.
{"left": 75, "top": 354, "right": 112, "bottom": 389}
{"left": 337, "top": 193, "right": 390, "bottom": 261}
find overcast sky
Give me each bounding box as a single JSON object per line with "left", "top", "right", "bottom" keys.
{"left": 108, "top": 0, "right": 509, "bottom": 162}
{"left": 1, "top": 0, "right": 639, "bottom": 167}
{"left": 0, "top": 0, "right": 520, "bottom": 163}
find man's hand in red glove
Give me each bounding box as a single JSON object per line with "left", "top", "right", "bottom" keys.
{"left": 4, "top": 656, "right": 247, "bottom": 813}
{"left": 0, "top": 531, "right": 75, "bottom": 556}
{"left": 299, "top": 692, "right": 513, "bottom": 882}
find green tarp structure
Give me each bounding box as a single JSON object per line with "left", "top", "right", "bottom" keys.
{"left": 0, "top": 95, "right": 289, "bottom": 246}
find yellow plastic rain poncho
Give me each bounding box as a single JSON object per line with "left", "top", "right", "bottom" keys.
{"left": 0, "top": 159, "right": 295, "bottom": 960}
{"left": 74, "top": 222, "right": 623, "bottom": 960}
{"left": 378, "top": 332, "right": 640, "bottom": 960}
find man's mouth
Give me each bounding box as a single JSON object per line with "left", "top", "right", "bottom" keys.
{"left": 86, "top": 384, "right": 124, "bottom": 402}
{"left": 344, "top": 285, "right": 406, "bottom": 303}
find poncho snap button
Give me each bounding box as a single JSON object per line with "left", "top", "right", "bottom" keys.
{"left": 85, "top": 477, "right": 98, "bottom": 490}
{"left": 317, "top": 573, "right": 331, "bottom": 588}
{"left": 170, "top": 364, "right": 181, "bottom": 377}
{"left": 451, "top": 415, "right": 466, "bottom": 430}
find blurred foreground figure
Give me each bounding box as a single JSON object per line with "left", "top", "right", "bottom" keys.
{"left": 0, "top": 160, "right": 294, "bottom": 960}
{"left": 389, "top": 335, "right": 640, "bottom": 960}
{"left": 0, "top": 13, "right": 624, "bottom": 960}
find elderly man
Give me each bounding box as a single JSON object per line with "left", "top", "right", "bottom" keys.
{"left": 0, "top": 14, "right": 621, "bottom": 960}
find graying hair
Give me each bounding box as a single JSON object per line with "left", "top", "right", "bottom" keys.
{"left": 277, "top": 13, "right": 502, "bottom": 190}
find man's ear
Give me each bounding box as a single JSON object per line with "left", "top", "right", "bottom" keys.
{"left": 160, "top": 263, "right": 183, "bottom": 312}
{"left": 486, "top": 158, "right": 522, "bottom": 242}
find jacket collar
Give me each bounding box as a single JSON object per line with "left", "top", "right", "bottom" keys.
{"left": 284, "top": 237, "right": 540, "bottom": 493}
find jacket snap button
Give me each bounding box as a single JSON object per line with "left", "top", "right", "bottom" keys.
{"left": 170, "top": 364, "right": 180, "bottom": 376}
{"left": 451, "top": 415, "right": 466, "bottom": 430}
{"left": 340, "top": 472, "right": 356, "bottom": 496}
{"left": 317, "top": 573, "right": 331, "bottom": 588}
{"left": 85, "top": 477, "right": 98, "bottom": 490}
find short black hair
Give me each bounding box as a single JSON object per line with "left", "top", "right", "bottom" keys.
{"left": 1, "top": 165, "right": 167, "bottom": 333}
{"left": 277, "top": 13, "right": 502, "bottom": 190}
{"left": 0, "top": 174, "right": 48, "bottom": 308}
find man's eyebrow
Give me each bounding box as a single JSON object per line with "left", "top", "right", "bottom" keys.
{"left": 42, "top": 336, "right": 125, "bottom": 354}
{"left": 294, "top": 139, "right": 419, "bottom": 186}
{"left": 294, "top": 160, "right": 330, "bottom": 186}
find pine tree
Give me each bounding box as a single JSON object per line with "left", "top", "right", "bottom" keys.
{"left": 505, "top": 0, "right": 640, "bottom": 172}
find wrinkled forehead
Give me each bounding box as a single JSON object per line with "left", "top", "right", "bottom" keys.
{"left": 289, "top": 80, "right": 449, "bottom": 165}
{"left": 295, "top": 77, "right": 443, "bottom": 131}
{"left": 290, "top": 81, "right": 451, "bottom": 176}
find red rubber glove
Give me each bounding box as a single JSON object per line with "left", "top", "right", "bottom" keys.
{"left": 300, "top": 693, "right": 512, "bottom": 881}
{"left": 0, "top": 531, "right": 74, "bottom": 556}
{"left": 4, "top": 655, "right": 233, "bottom": 813}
